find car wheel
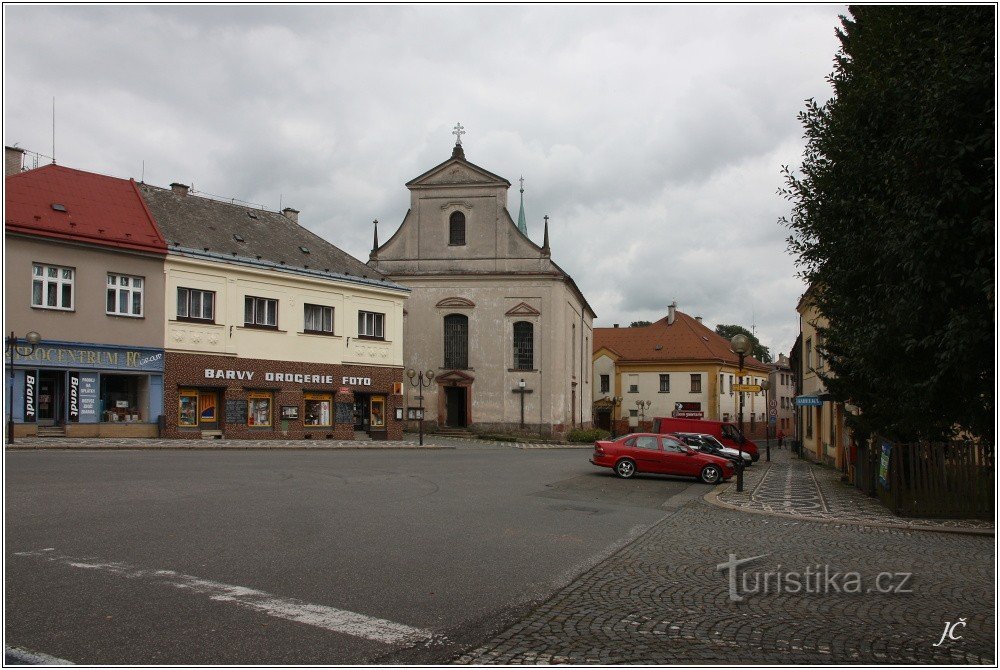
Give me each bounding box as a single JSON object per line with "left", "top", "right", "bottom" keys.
{"left": 700, "top": 464, "right": 722, "bottom": 485}
{"left": 751, "top": 453, "right": 760, "bottom": 462}
{"left": 615, "top": 458, "right": 636, "bottom": 479}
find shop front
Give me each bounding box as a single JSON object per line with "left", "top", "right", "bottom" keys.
{"left": 8, "top": 341, "right": 165, "bottom": 438}
{"left": 162, "top": 352, "right": 403, "bottom": 440}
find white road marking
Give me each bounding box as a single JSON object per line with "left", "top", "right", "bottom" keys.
{"left": 5, "top": 645, "right": 74, "bottom": 664}
{"left": 13, "top": 550, "right": 438, "bottom": 646}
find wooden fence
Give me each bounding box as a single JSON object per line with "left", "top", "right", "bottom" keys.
{"left": 863, "top": 438, "right": 993, "bottom": 519}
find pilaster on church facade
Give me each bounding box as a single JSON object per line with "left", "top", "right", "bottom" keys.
{"left": 370, "top": 135, "right": 595, "bottom": 437}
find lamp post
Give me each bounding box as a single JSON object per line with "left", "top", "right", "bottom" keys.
{"left": 7, "top": 331, "right": 42, "bottom": 445}
{"left": 635, "top": 399, "right": 651, "bottom": 428}
{"left": 609, "top": 396, "right": 622, "bottom": 438}
{"left": 730, "top": 333, "right": 751, "bottom": 492}
{"left": 760, "top": 378, "right": 771, "bottom": 462}
{"left": 405, "top": 368, "right": 434, "bottom": 446}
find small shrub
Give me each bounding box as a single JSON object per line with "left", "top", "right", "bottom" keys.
{"left": 566, "top": 428, "right": 611, "bottom": 443}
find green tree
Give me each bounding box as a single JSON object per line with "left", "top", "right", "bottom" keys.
{"left": 629, "top": 320, "right": 652, "bottom": 327}
{"left": 714, "top": 324, "right": 772, "bottom": 364}
{"left": 780, "top": 6, "right": 993, "bottom": 441}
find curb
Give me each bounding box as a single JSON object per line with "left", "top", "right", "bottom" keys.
{"left": 6, "top": 443, "right": 455, "bottom": 451}
{"left": 703, "top": 483, "right": 994, "bottom": 537}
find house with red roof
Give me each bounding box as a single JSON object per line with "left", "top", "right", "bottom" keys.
{"left": 592, "top": 303, "right": 771, "bottom": 435}
{"left": 5, "top": 147, "right": 167, "bottom": 438}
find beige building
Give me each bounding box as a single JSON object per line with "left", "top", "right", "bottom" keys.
{"left": 369, "top": 138, "right": 595, "bottom": 436}
{"left": 769, "top": 353, "right": 795, "bottom": 437}
{"left": 797, "top": 290, "right": 849, "bottom": 468}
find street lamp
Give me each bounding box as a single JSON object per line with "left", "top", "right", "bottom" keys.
{"left": 730, "top": 333, "right": 751, "bottom": 492}
{"left": 635, "top": 399, "right": 651, "bottom": 427}
{"left": 609, "top": 396, "right": 623, "bottom": 438}
{"left": 512, "top": 378, "right": 533, "bottom": 429}
{"left": 760, "top": 378, "right": 771, "bottom": 462}
{"left": 405, "top": 368, "right": 434, "bottom": 445}
{"left": 7, "top": 331, "right": 42, "bottom": 445}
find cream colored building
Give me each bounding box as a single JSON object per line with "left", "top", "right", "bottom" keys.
{"left": 369, "top": 139, "right": 595, "bottom": 436}
{"left": 797, "top": 290, "right": 849, "bottom": 468}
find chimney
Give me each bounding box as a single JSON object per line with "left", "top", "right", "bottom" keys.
{"left": 5, "top": 146, "right": 25, "bottom": 176}
{"left": 667, "top": 301, "right": 677, "bottom": 325}
{"left": 695, "top": 316, "right": 703, "bottom": 324}
{"left": 170, "top": 182, "right": 189, "bottom": 197}
{"left": 613, "top": 324, "right": 619, "bottom": 328}
{"left": 282, "top": 207, "right": 300, "bottom": 224}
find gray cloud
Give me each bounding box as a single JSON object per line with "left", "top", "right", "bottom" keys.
{"left": 4, "top": 5, "right": 846, "bottom": 358}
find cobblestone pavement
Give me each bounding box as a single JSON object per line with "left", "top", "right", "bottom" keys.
{"left": 455, "top": 498, "right": 995, "bottom": 664}
{"left": 712, "top": 449, "right": 993, "bottom": 533}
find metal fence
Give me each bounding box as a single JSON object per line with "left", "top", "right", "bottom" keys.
{"left": 861, "top": 437, "right": 993, "bottom": 519}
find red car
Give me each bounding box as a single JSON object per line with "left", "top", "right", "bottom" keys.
{"left": 590, "top": 433, "right": 735, "bottom": 484}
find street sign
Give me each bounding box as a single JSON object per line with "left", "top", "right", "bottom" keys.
{"left": 769, "top": 416, "right": 777, "bottom": 425}
{"left": 733, "top": 384, "right": 761, "bottom": 392}
{"left": 768, "top": 398, "right": 777, "bottom": 409}
{"left": 794, "top": 395, "right": 823, "bottom": 407}
{"left": 768, "top": 408, "right": 778, "bottom": 417}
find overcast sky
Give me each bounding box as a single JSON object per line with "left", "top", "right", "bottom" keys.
{"left": 4, "top": 4, "right": 846, "bottom": 359}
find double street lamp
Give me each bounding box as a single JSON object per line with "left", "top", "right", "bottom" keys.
{"left": 405, "top": 368, "right": 434, "bottom": 446}
{"left": 7, "top": 331, "right": 42, "bottom": 445}
{"left": 730, "top": 333, "right": 751, "bottom": 493}
{"left": 635, "top": 399, "right": 651, "bottom": 427}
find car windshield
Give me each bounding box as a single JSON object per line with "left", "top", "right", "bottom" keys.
{"left": 703, "top": 435, "right": 727, "bottom": 449}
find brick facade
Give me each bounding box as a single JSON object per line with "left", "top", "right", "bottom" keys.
{"left": 163, "top": 352, "right": 403, "bottom": 441}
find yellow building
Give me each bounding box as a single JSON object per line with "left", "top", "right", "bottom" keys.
{"left": 796, "top": 290, "right": 849, "bottom": 469}
{"left": 592, "top": 304, "right": 770, "bottom": 435}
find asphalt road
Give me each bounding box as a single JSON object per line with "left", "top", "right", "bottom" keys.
{"left": 5, "top": 446, "right": 705, "bottom": 664}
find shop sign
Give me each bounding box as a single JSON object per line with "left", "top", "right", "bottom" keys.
{"left": 14, "top": 343, "right": 164, "bottom": 372}
{"left": 794, "top": 395, "right": 824, "bottom": 407}
{"left": 68, "top": 372, "right": 80, "bottom": 422}
{"left": 673, "top": 411, "right": 704, "bottom": 418}
{"left": 24, "top": 372, "right": 37, "bottom": 421}
{"left": 203, "top": 368, "right": 373, "bottom": 387}
{"left": 78, "top": 374, "right": 99, "bottom": 423}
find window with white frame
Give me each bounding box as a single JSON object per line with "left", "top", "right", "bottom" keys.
{"left": 107, "top": 273, "right": 143, "bottom": 317}
{"left": 304, "top": 304, "right": 334, "bottom": 334}
{"left": 659, "top": 374, "right": 670, "bottom": 393}
{"left": 31, "top": 263, "right": 74, "bottom": 310}
{"left": 245, "top": 296, "right": 278, "bottom": 328}
{"left": 628, "top": 374, "right": 639, "bottom": 393}
{"left": 177, "top": 287, "right": 215, "bottom": 321}
{"left": 358, "top": 311, "right": 384, "bottom": 339}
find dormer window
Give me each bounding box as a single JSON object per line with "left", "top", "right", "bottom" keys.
{"left": 449, "top": 211, "right": 466, "bottom": 246}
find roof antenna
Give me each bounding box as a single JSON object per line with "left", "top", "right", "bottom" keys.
{"left": 51, "top": 97, "right": 56, "bottom": 164}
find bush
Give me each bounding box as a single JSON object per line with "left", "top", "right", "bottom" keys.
{"left": 566, "top": 428, "right": 611, "bottom": 443}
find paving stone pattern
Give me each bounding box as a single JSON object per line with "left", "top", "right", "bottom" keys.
{"left": 715, "top": 449, "right": 993, "bottom": 532}
{"left": 456, "top": 500, "right": 995, "bottom": 664}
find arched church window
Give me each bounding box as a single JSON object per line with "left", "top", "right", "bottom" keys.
{"left": 449, "top": 211, "right": 466, "bottom": 246}
{"left": 444, "top": 313, "right": 469, "bottom": 369}
{"left": 513, "top": 321, "right": 534, "bottom": 370}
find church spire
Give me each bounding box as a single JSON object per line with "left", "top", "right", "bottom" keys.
{"left": 541, "top": 214, "right": 550, "bottom": 257}
{"left": 369, "top": 219, "right": 379, "bottom": 261}
{"left": 517, "top": 175, "right": 528, "bottom": 236}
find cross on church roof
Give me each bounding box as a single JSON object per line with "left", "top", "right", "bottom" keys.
{"left": 452, "top": 122, "right": 466, "bottom": 146}
{"left": 519, "top": 175, "right": 524, "bottom": 193}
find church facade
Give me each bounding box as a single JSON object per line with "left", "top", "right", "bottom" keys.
{"left": 368, "top": 137, "right": 595, "bottom": 437}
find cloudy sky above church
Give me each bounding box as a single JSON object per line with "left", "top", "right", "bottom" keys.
{"left": 5, "top": 5, "right": 846, "bottom": 358}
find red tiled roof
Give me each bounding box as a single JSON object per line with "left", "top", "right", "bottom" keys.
{"left": 594, "top": 311, "right": 769, "bottom": 371}
{"left": 5, "top": 164, "right": 166, "bottom": 254}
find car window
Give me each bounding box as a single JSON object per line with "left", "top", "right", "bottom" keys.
{"left": 721, "top": 425, "right": 737, "bottom": 439}
{"left": 623, "top": 437, "right": 636, "bottom": 447}
{"left": 705, "top": 436, "right": 726, "bottom": 449}
{"left": 661, "top": 437, "right": 687, "bottom": 452}
{"left": 634, "top": 436, "right": 659, "bottom": 451}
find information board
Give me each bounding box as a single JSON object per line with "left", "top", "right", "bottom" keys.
{"left": 335, "top": 402, "right": 353, "bottom": 425}
{"left": 225, "top": 399, "right": 248, "bottom": 424}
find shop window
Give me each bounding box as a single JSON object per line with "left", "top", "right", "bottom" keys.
{"left": 248, "top": 392, "right": 272, "bottom": 427}
{"left": 370, "top": 396, "right": 386, "bottom": 429}
{"left": 245, "top": 296, "right": 278, "bottom": 328}
{"left": 32, "top": 263, "right": 74, "bottom": 310}
{"left": 358, "top": 311, "right": 384, "bottom": 339}
{"left": 101, "top": 375, "right": 144, "bottom": 422}
{"left": 304, "top": 393, "right": 332, "bottom": 426}
{"left": 179, "top": 390, "right": 199, "bottom": 426}
{"left": 107, "top": 273, "right": 143, "bottom": 317}
{"left": 690, "top": 374, "right": 702, "bottom": 393}
{"left": 177, "top": 287, "right": 215, "bottom": 322}
{"left": 513, "top": 321, "right": 533, "bottom": 370}
{"left": 200, "top": 393, "right": 217, "bottom": 422}
{"left": 304, "top": 304, "right": 334, "bottom": 334}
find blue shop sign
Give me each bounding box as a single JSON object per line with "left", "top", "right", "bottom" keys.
{"left": 11, "top": 341, "right": 164, "bottom": 372}
{"left": 794, "top": 395, "right": 824, "bottom": 407}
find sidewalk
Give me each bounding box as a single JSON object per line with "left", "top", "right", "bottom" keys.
{"left": 707, "top": 447, "right": 994, "bottom": 534}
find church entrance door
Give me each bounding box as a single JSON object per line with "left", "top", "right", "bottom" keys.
{"left": 445, "top": 387, "right": 467, "bottom": 427}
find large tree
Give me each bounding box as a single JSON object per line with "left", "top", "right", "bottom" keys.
{"left": 714, "top": 324, "right": 772, "bottom": 364}
{"left": 780, "top": 6, "right": 994, "bottom": 441}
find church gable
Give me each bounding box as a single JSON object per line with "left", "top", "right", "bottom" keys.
{"left": 406, "top": 153, "right": 509, "bottom": 189}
